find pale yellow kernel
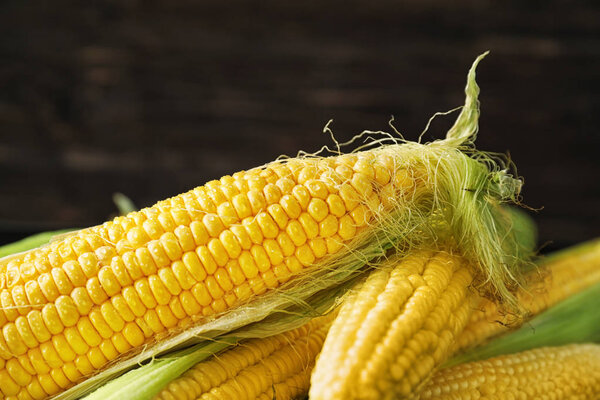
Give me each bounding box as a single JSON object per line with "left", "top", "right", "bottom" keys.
{"left": 39, "top": 341, "right": 62, "bottom": 368}
{"left": 234, "top": 282, "right": 253, "bottom": 303}
{"left": 122, "top": 287, "right": 146, "bottom": 317}
{"left": 190, "top": 221, "right": 210, "bottom": 246}
{"left": 98, "top": 266, "right": 121, "bottom": 297}
{"left": 196, "top": 191, "right": 217, "bottom": 213}
{"left": 1, "top": 290, "right": 19, "bottom": 321}
{"left": 88, "top": 308, "right": 113, "bottom": 339}
{"left": 251, "top": 245, "right": 271, "bottom": 273}
{"left": 267, "top": 204, "right": 289, "bottom": 230}
{"left": 309, "top": 238, "right": 328, "bottom": 258}
{"left": 297, "top": 165, "right": 317, "bottom": 184}
{"left": 285, "top": 220, "right": 307, "bottom": 247}
{"left": 319, "top": 214, "right": 339, "bottom": 237}
{"left": 171, "top": 208, "right": 191, "bottom": 227}
{"left": 225, "top": 260, "right": 246, "bottom": 286}
{"left": 158, "top": 212, "right": 177, "bottom": 233}
{"left": 232, "top": 194, "right": 252, "bottom": 220}
{"left": 239, "top": 251, "right": 259, "bottom": 279}
{"left": 305, "top": 180, "right": 329, "bottom": 200}
{"left": 205, "top": 276, "right": 225, "bottom": 300}
{"left": 295, "top": 244, "right": 316, "bottom": 266}
{"left": 99, "top": 339, "right": 119, "bottom": 361}
{"left": 27, "top": 348, "right": 50, "bottom": 375}
{"left": 196, "top": 246, "right": 218, "bottom": 275}
{"left": 292, "top": 185, "right": 311, "bottom": 210}
{"left": 86, "top": 277, "right": 108, "bottom": 305}
{"left": 61, "top": 261, "right": 86, "bottom": 287}
{"left": 276, "top": 232, "right": 295, "bottom": 257}
{"left": 247, "top": 190, "right": 267, "bottom": 214}
{"left": 211, "top": 298, "right": 228, "bottom": 313}
{"left": 263, "top": 240, "right": 284, "bottom": 265}
{"left": 112, "top": 295, "right": 135, "bottom": 322}
{"left": 248, "top": 277, "right": 267, "bottom": 295}
{"left": 181, "top": 252, "right": 206, "bottom": 282}
{"left": 279, "top": 194, "right": 302, "bottom": 220}
{"left": 111, "top": 333, "right": 132, "bottom": 354}
{"left": 217, "top": 202, "right": 239, "bottom": 226}
{"left": 149, "top": 275, "right": 172, "bottom": 305}
{"left": 256, "top": 212, "right": 279, "bottom": 239}
{"left": 127, "top": 227, "right": 150, "bottom": 248}
{"left": 142, "top": 218, "right": 164, "bottom": 240}
{"left": 143, "top": 310, "right": 165, "bottom": 334}
{"left": 86, "top": 347, "right": 107, "bottom": 370}
{"left": 219, "top": 230, "right": 242, "bottom": 259}
{"left": 62, "top": 362, "right": 82, "bottom": 384}
{"left": 338, "top": 215, "right": 357, "bottom": 240}
{"left": 191, "top": 283, "right": 212, "bottom": 307}
{"left": 263, "top": 183, "right": 282, "bottom": 205}
{"left": 64, "top": 326, "right": 89, "bottom": 355}
{"left": 374, "top": 164, "right": 391, "bottom": 185}
{"left": 276, "top": 177, "right": 295, "bottom": 193}
{"left": 230, "top": 225, "right": 252, "bottom": 250}
{"left": 307, "top": 198, "right": 329, "bottom": 222}
{"left": 180, "top": 291, "right": 202, "bottom": 317}
{"left": 160, "top": 232, "right": 183, "bottom": 261}
{"left": 110, "top": 258, "right": 133, "bottom": 287}
{"left": 171, "top": 261, "right": 194, "bottom": 290}
{"left": 339, "top": 183, "right": 360, "bottom": 211}
{"left": 243, "top": 218, "right": 264, "bottom": 245}
{"left": 134, "top": 278, "right": 158, "bottom": 309}
{"left": 55, "top": 295, "right": 79, "bottom": 327}
{"left": 51, "top": 268, "right": 73, "bottom": 295}
{"left": 100, "top": 302, "right": 125, "bottom": 332}
{"left": 123, "top": 322, "right": 145, "bottom": 347}
{"left": 52, "top": 333, "right": 77, "bottom": 362}
{"left": 6, "top": 358, "right": 31, "bottom": 387}
{"left": 298, "top": 212, "right": 319, "bottom": 239}
{"left": 158, "top": 268, "right": 182, "bottom": 296}
{"left": 27, "top": 311, "right": 50, "bottom": 343}
{"left": 147, "top": 241, "right": 171, "bottom": 269}
{"left": 285, "top": 256, "right": 303, "bottom": 275}
{"left": 14, "top": 317, "right": 38, "bottom": 349}
{"left": 121, "top": 252, "right": 143, "bottom": 281}
{"left": 135, "top": 247, "right": 158, "bottom": 275}
{"left": 261, "top": 270, "right": 278, "bottom": 289}
{"left": 76, "top": 317, "right": 102, "bottom": 348}
{"left": 350, "top": 204, "right": 370, "bottom": 227}
{"left": 214, "top": 268, "right": 234, "bottom": 292}
{"left": 156, "top": 305, "right": 178, "bottom": 328}
{"left": 273, "top": 264, "right": 292, "bottom": 284}
{"left": 174, "top": 226, "right": 196, "bottom": 252}
{"left": 203, "top": 214, "right": 225, "bottom": 238}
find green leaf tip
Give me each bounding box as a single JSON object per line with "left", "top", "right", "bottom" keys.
{"left": 445, "top": 51, "right": 489, "bottom": 147}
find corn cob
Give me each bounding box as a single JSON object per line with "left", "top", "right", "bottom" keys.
{"left": 309, "top": 250, "right": 476, "bottom": 400}
{"left": 415, "top": 343, "right": 600, "bottom": 399}
{"left": 0, "top": 151, "right": 418, "bottom": 398}
{"left": 154, "top": 313, "right": 333, "bottom": 400}
{"left": 456, "top": 239, "right": 600, "bottom": 352}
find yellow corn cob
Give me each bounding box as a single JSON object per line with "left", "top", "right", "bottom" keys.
{"left": 154, "top": 313, "right": 333, "bottom": 400}
{"left": 456, "top": 240, "right": 600, "bottom": 352}
{"left": 0, "top": 151, "right": 415, "bottom": 399}
{"left": 415, "top": 343, "right": 600, "bottom": 399}
{"left": 309, "top": 250, "right": 476, "bottom": 400}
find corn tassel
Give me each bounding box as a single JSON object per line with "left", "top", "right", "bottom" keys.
{"left": 154, "top": 313, "right": 333, "bottom": 400}
{"left": 456, "top": 239, "right": 600, "bottom": 352}
{"left": 415, "top": 344, "right": 600, "bottom": 399}
{"left": 309, "top": 250, "right": 476, "bottom": 400}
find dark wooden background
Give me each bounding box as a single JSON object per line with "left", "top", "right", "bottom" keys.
{"left": 1, "top": 0, "right": 599, "bottom": 252}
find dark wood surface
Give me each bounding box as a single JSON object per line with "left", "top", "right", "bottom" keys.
{"left": 1, "top": 1, "right": 599, "bottom": 252}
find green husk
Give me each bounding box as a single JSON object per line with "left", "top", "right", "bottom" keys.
{"left": 445, "top": 279, "right": 600, "bottom": 368}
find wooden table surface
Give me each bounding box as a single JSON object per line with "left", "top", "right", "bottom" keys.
{"left": 0, "top": 0, "right": 598, "bottom": 252}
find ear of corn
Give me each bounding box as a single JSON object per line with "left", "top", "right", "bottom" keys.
{"left": 309, "top": 249, "right": 476, "bottom": 400}
{"left": 446, "top": 274, "right": 600, "bottom": 368}
{"left": 456, "top": 238, "right": 600, "bottom": 353}
{"left": 0, "top": 53, "right": 530, "bottom": 399}
{"left": 416, "top": 344, "right": 600, "bottom": 399}
{"left": 154, "top": 313, "right": 333, "bottom": 400}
